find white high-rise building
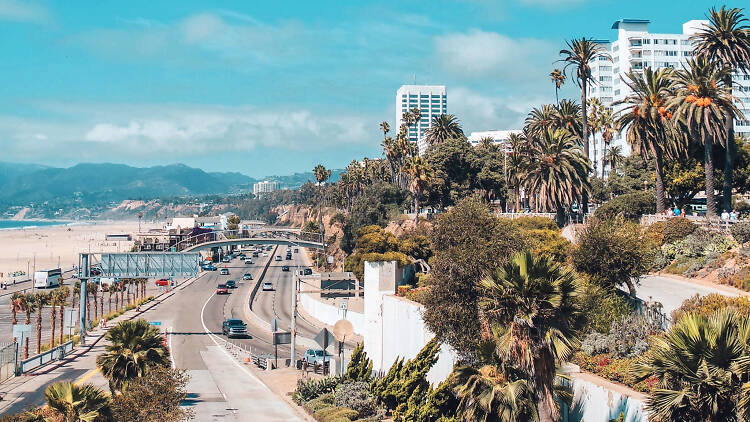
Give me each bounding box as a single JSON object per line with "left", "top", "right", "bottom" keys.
{"left": 590, "top": 18, "right": 750, "bottom": 177}
{"left": 253, "top": 180, "right": 279, "bottom": 197}
{"left": 395, "top": 85, "right": 447, "bottom": 155}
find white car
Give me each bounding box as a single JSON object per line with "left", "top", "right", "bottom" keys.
{"left": 262, "top": 252, "right": 269, "bottom": 257}
{"left": 262, "top": 281, "right": 273, "bottom": 291}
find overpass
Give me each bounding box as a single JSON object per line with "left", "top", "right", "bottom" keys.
{"left": 172, "top": 227, "right": 324, "bottom": 252}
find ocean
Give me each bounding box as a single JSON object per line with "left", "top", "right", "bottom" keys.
{"left": 0, "top": 220, "right": 70, "bottom": 230}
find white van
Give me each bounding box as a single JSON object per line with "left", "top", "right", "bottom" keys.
{"left": 34, "top": 268, "right": 62, "bottom": 288}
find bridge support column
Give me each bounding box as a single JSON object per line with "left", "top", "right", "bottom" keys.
{"left": 79, "top": 254, "right": 88, "bottom": 345}
{"left": 291, "top": 271, "right": 297, "bottom": 367}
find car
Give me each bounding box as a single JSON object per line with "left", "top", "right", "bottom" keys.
{"left": 242, "top": 273, "right": 253, "bottom": 280}
{"left": 221, "top": 257, "right": 230, "bottom": 263}
{"left": 220, "top": 268, "right": 229, "bottom": 275}
{"left": 286, "top": 254, "right": 292, "bottom": 260}
{"left": 155, "top": 278, "right": 169, "bottom": 287}
{"left": 262, "top": 281, "right": 273, "bottom": 291}
{"left": 202, "top": 264, "right": 217, "bottom": 271}
{"left": 238, "top": 254, "right": 246, "bottom": 259}
{"left": 303, "top": 268, "right": 313, "bottom": 276}
{"left": 282, "top": 265, "right": 290, "bottom": 272}
{"left": 216, "top": 284, "right": 229, "bottom": 294}
{"left": 294, "top": 248, "right": 299, "bottom": 253}
{"left": 222, "top": 319, "right": 248, "bottom": 338}
{"left": 244, "top": 259, "right": 253, "bottom": 265}
{"left": 252, "top": 252, "right": 259, "bottom": 257}
{"left": 225, "top": 280, "right": 236, "bottom": 289}
{"left": 262, "top": 252, "right": 269, "bottom": 257}
{"left": 275, "top": 256, "right": 282, "bottom": 261}
{"left": 302, "top": 349, "right": 332, "bottom": 365}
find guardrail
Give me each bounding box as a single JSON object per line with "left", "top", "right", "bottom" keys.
{"left": 0, "top": 342, "right": 17, "bottom": 383}
{"left": 18, "top": 341, "right": 74, "bottom": 375}
{"left": 640, "top": 214, "right": 742, "bottom": 231}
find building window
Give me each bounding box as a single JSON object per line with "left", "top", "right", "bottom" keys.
{"left": 599, "top": 76, "right": 612, "bottom": 82}
{"left": 683, "top": 51, "right": 692, "bottom": 56}
{"left": 666, "top": 51, "right": 677, "bottom": 57}
{"left": 644, "top": 39, "right": 651, "bottom": 44}
{"left": 654, "top": 39, "right": 660, "bottom": 45}
{"left": 613, "top": 45, "right": 619, "bottom": 52}
{"left": 614, "top": 89, "right": 620, "bottom": 96}
{"left": 599, "top": 65, "right": 612, "bottom": 71}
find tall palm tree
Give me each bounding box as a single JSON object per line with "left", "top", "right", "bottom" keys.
{"left": 91, "top": 283, "right": 98, "bottom": 322}
{"left": 549, "top": 69, "right": 566, "bottom": 105}
{"left": 559, "top": 37, "right": 609, "bottom": 159}
{"left": 45, "top": 381, "right": 111, "bottom": 422}
{"left": 615, "top": 67, "right": 682, "bottom": 213}
{"left": 668, "top": 57, "right": 743, "bottom": 218}
{"left": 598, "top": 107, "right": 616, "bottom": 178}
{"left": 30, "top": 292, "right": 50, "bottom": 354}
{"left": 604, "top": 145, "right": 624, "bottom": 174}
{"left": 479, "top": 251, "right": 584, "bottom": 422}
{"left": 523, "top": 128, "right": 591, "bottom": 220}
{"left": 634, "top": 309, "right": 750, "bottom": 421}
{"left": 587, "top": 98, "right": 604, "bottom": 172}
{"left": 312, "top": 163, "right": 332, "bottom": 248}
{"left": 423, "top": 114, "right": 464, "bottom": 148}
{"left": 50, "top": 290, "right": 61, "bottom": 348}
{"left": 10, "top": 292, "right": 23, "bottom": 327}
{"left": 21, "top": 294, "right": 35, "bottom": 359}
{"left": 453, "top": 364, "right": 539, "bottom": 421}
{"left": 58, "top": 286, "right": 70, "bottom": 344}
{"left": 692, "top": 6, "right": 750, "bottom": 212}
{"left": 507, "top": 132, "right": 530, "bottom": 212}
{"left": 96, "top": 319, "right": 170, "bottom": 393}
{"left": 402, "top": 156, "right": 433, "bottom": 225}
{"left": 379, "top": 121, "right": 390, "bottom": 138}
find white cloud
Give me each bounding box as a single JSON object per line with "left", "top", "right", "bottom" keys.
{"left": 449, "top": 86, "right": 550, "bottom": 133}
{"left": 435, "top": 29, "right": 558, "bottom": 90}
{"left": 0, "top": 0, "right": 49, "bottom": 23}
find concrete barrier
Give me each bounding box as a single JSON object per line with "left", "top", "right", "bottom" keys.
{"left": 19, "top": 341, "right": 74, "bottom": 374}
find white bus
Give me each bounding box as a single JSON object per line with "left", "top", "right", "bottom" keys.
{"left": 34, "top": 268, "right": 62, "bottom": 288}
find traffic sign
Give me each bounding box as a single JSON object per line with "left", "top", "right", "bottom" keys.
{"left": 13, "top": 324, "right": 31, "bottom": 339}
{"left": 333, "top": 319, "right": 353, "bottom": 340}
{"left": 63, "top": 309, "right": 77, "bottom": 329}
{"left": 314, "top": 328, "right": 337, "bottom": 351}
{"left": 273, "top": 331, "right": 291, "bottom": 345}
{"left": 148, "top": 321, "right": 162, "bottom": 326}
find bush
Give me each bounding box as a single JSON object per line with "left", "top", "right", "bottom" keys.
{"left": 660, "top": 218, "right": 698, "bottom": 244}
{"left": 293, "top": 377, "right": 343, "bottom": 404}
{"left": 513, "top": 216, "right": 559, "bottom": 231}
{"left": 578, "top": 279, "right": 631, "bottom": 334}
{"left": 671, "top": 293, "right": 750, "bottom": 323}
{"left": 571, "top": 352, "right": 655, "bottom": 393}
{"left": 581, "top": 310, "right": 662, "bottom": 358}
{"left": 313, "top": 406, "right": 359, "bottom": 422}
{"left": 304, "top": 393, "right": 335, "bottom": 413}
{"left": 594, "top": 191, "right": 656, "bottom": 221}
{"left": 334, "top": 382, "right": 376, "bottom": 418}
{"left": 731, "top": 221, "right": 750, "bottom": 245}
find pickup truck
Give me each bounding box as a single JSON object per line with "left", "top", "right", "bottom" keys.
{"left": 222, "top": 319, "right": 248, "bottom": 338}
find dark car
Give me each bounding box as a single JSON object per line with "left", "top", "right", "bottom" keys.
{"left": 222, "top": 319, "right": 248, "bottom": 338}
{"left": 216, "top": 284, "right": 229, "bottom": 294}
{"left": 303, "top": 268, "right": 313, "bottom": 276}
{"left": 202, "top": 264, "right": 217, "bottom": 271}
{"left": 282, "top": 265, "right": 290, "bottom": 272}
{"left": 252, "top": 252, "right": 259, "bottom": 257}
{"left": 225, "top": 280, "right": 236, "bottom": 289}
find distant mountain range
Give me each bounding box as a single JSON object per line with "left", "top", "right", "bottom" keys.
{"left": 0, "top": 162, "right": 341, "bottom": 206}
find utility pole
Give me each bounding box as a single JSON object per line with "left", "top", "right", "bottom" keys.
{"left": 79, "top": 254, "right": 88, "bottom": 345}
{"left": 290, "top": 267, "right": 298, "bottom": 366}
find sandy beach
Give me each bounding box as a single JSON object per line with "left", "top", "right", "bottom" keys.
{"left": 0, "top": 220, "right": 162, "bottom": 281}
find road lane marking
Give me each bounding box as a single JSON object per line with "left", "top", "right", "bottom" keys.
{"left": 74, "top": 367, "right": 100, "bottom": 386}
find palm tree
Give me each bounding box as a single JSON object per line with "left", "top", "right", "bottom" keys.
{"left": 598, "top": 107, "right": 616, "bottom": 178}
{"left": 57, "top": 286, "right": 70, "bottom": 344}
{"left": 423, "top": 114, "right": 464, "bottom": 148}
{"left": 91, "top": 283, "right": 98, "bottom": 322}
{"left": 96, "top": 319, "right": 170, "bottom": 393}
{"left": 587, "top": 98, "right": 603, "bottom": 172}
{"left": 479, "top": 251, "right": 584, "bottom": 422}
{"left": 402, "top": 156, "right": 433, "bottom": 225}
{"left": 615, "top": 67, "right": 682, "bottom": 213}
{"left": 523, "top": 128, "right": 591, "bottom": 220}
{"left": 507, "top": 132, "right": 529, "bottom": 212}
{"left": 550, "top": 69, "right": 566, "bottom": 105}
{"left": 50, "top": 290, "right": 61, "bottom": 348}
{"left": 45, "top": 381, "right": 111, "bottom": 422}
{"left": 379, "top": 121, "right": 390, "bottom": 138}
{"left": 21, "top": 294, "right": 35, "bottom": 359}
{"left": 453, "top": 364, "right": 539, "bottom": 421}
{"left": 30, "top": 292, "right": 50, "bottom": 354}
{"left": 559, "top": 37, "right": 609, "bottom": 159}
{"left": 668, "top": 57, "right": 743, "bottom": 218}
{"left": 634, "top": 309, "right": 750, "bottom": 421}
{"left": 10, "top": 292, "right": 23, "bottom": 328}
{"left": 692, "top": 6, "right": 750, "bottom": 212}
{"left": 525, "top": 105, "right": 558, "bottom": 139}
{"left": 553, "top": 99, "right": 583, "bottom": 139}
{"left": 604, "top": 145, "right": 624, "bottom": 174}
{"left": 312, "top": 164, "right": 332, "bottom": 248}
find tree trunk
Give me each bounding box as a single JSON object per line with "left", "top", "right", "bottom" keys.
{"left": 59, "top": 305, "right": 64, "bottom": 344}
{"left": 36, "top": 308, "right": 42, "bottom": 354}
{"left": 655, "top": 157, "right": 666, "bottom": 213}
{"left": 722, "top": 74, "right": 735, "bottom": 213}
{"left": 93, "top": 292, "right": 98, "bottom": 321}
{"left": 414, "top": 194, "right": 420, "bottom": 225}
{"left": 555, "top": 87, "right": 559, "bottom": 105}
{"left": 624, "top": 278, "right": 637, "bottom": 297}
{"left": 581, "top": 80, "right": 590, "bottom": 214}
{"left": 50, "top": 304, "right": 56, "bottom": 348}
{"left": 108, "top": 291, "right": 112, "bottom": 315}
{"left": 705, "top": 135, "right": 718, "bottom": 218}
{"left": 534, "top": 353, "right": 558, "bottom": 422}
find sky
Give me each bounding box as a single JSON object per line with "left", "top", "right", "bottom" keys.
{"left": 0, "top": 0, "right": 733, "bottom": 177}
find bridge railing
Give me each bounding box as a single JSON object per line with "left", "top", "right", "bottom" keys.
{"left": 170, "top": 228, "right": 319, "bottom": 252}
{"left": 640, "top": 214, "right": 740, "bottom": 232}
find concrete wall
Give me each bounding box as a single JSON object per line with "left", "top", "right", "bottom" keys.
{"left": 562, "top": 370, "right": 649, "bottom": 422}
{"left": 299, "top": 292, "right": 365, "bottom": 335}
{"left": 363, "top": 261, "right": 458, "bottom": 385}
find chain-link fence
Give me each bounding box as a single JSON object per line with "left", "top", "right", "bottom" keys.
{"left": 0, "top": 342, "right": 17, "bottom": 383}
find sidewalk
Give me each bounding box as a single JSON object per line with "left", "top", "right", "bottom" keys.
{"left": 637, "top": 273, "right": 746, "bottom": 317}
{"left": 0, "top": 276, "right": 201, "bottom": 415}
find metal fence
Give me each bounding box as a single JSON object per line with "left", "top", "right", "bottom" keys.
{"left": 0, "top": 342, "right": 17, "bottom": 383}
{"left": 18, "top": 341, "right": 74, "bottom": 375}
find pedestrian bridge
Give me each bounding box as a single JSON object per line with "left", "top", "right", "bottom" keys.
{"left": 176, "top": 227, "right": 324, "bottom": 252}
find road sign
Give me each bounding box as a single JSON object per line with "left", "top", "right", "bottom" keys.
{"left": 337, "top": 299, "right": 348, "bottom": 311}
{"left": 314, "top": 328, "right": 337, "bottom": 351}
{"left": 270, "top": 318, "right": 279, "bottom": 332}
{"left": 273, "top": 331, "right": 291, "bottom": 345}
{"left": 148, "top": 321, "right": 162, "bottom": 326}
{"left": 63, "top": 309, "right": 77, "bottom": 328}
{"left": 13, "top": 324, "right": 31, "bottom": 339}
{"left": 333, "top": 319, "right": 354, "bottom": 340}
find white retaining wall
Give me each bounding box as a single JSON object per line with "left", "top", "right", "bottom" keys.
{"left": 363, "top": 261, "right": 458, "bottom": 385}
{"left": 299, "top": 292, "right": 365, "bottom": 335}
{"left": 564, "top": 373, "right": 649, "bottom": 422}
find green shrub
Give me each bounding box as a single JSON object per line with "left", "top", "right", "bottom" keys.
{"left": 304, "top": 393, "right": 335, "bottom": 413}
{"left": 671, "top": 293, "right": 750, "bottom": 323}
{"left": 578, "top": 279, "right": 631, "bottom": 334}
{"left": 513, "top": 215, "right": 559, "bottom": 231}
{"left": 313, "top": 406, "right": 359, "bottom": 422}
{"left": 344, "top": 344, "right": 372, "bottom": 382}
{"left": 661, "top": 218, "right": 697, "bottom": 244}
{"left": 294, "top": 377, "right": 343, "bottom": 404}
{"left": 581, "top": 308, "right": 662, "bottom": 358}
{"left": 594, "top": 191, "right": 656, "bottom": 221}
{"left": 334, "top": 382, "right": 376, "bottom": 418}
{"left": 731, "top": 221, "right": 750, "bottom": 245}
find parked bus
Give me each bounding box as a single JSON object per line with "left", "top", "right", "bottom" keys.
{"left": 34, "top": 268, "right": 62, "bottom": 288}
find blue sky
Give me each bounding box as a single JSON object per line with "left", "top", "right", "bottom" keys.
{"left": 0, "top": 0, "right": 731, "bottom": 177}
